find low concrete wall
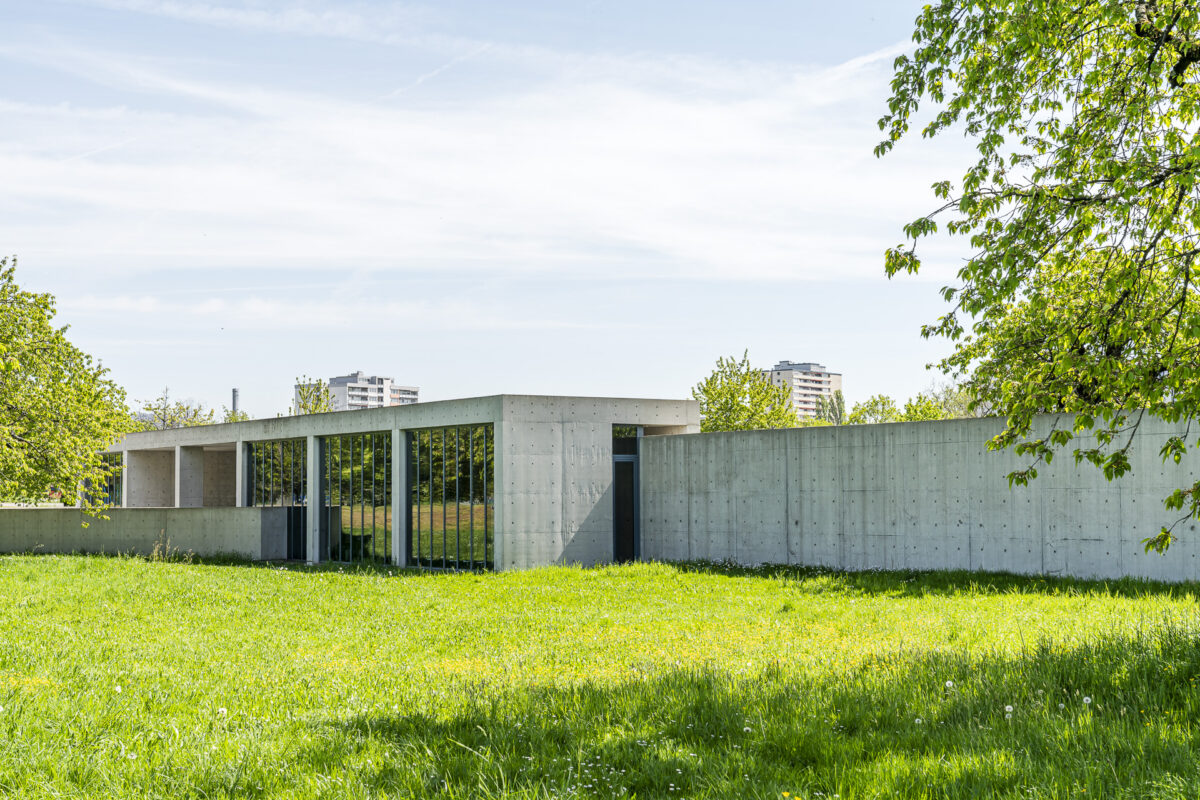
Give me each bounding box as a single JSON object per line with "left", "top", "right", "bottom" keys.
{"left": 0, "top": 508, "right": 288, "bottom": 560}
{"left": 641, "top": 416, "right": 1200, "bottom": 582}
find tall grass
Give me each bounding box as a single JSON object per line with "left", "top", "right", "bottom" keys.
{"left": 0, "top": 556, "right": 1197, "bottom": 798}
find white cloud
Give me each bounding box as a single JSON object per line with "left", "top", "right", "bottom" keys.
{"left": 59, "top": 292, "right": 603, "bottom": 331}
{"left": 0, "top": 25, "right": 970, "bottom": 284}
{"left": 67, "top": 0, "right": 435, "bottom": 45}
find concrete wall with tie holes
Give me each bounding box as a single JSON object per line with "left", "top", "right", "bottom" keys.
{"left": 640, "top": 415, "right": 1200, "bottom": 582}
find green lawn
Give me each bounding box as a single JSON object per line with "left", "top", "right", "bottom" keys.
{"left": 1, "top": 556, "right": 1199, "bottom": 798}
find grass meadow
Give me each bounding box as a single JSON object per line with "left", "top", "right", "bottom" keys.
{"left": 1, "top": 556, "right": 1199, "bottom": 798}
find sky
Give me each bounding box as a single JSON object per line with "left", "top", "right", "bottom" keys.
{"left": 1, "top": 0, "right": 976, "bottom": 417}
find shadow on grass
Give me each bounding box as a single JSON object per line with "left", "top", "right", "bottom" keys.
{"left": 289, "top": 625, "right": 1200, "bottom": 799}
{"left": 668, "top": 559, "right": 1200, "bottom": 600}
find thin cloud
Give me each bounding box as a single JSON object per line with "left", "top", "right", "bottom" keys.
{"left": 386, "top": 42, "right": 494, "bottom": 96}
{"left": 0, "top": 26, "right": 967, "bottom": 284}
{"left": 67, "top": 0, "right": 434, "bottom": 45}
{"left": 59, "top": 293, "right": 606, "bottom": 331}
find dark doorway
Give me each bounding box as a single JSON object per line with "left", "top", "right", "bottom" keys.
{"left": 613, "top": 425, "right": 640, "bottom": 563}
{"left": 286, "top": 507, "right": 307, "bottom": 560}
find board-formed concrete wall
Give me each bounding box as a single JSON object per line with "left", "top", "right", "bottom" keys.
{"left": 0, "top": 508, "right": 288, "bottom": 560}
{"left": 640, "top": 416, "right": 1200, "bottom": 582}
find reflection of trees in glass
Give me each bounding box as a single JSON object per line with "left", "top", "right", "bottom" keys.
{"left": 249, "top": 439, "right": 306, "bottom": 507}
{"left": 323, "top": 432, "right": 391, "bottom": 564}
{"left": 83, "top": 453, "right": 124, "bottom": 507}
{"left": 410, "top": 425, "right": 494, "bottom": 570}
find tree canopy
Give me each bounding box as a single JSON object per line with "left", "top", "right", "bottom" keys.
{"left": 816, "top": 390, "right": 846, "bottom": 425}
{"left": 136, "top": 388, "right": 215, "bottom": 430}
{"left": 879, "top": 0, "right": 1200, "bottom": 550}
{"left": 846, "top": 394, "right": 902, "bottom": 425}
{"left": 291, "top": 375, "right": 334, "bottom": 415}
{"left": 692, "top": 352, "right": 799, "bottom": 432}
{"left": 0, "top": 259, "right": 132, "bottom": 509}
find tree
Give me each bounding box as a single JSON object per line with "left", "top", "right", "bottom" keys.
{"left": 816, "top": 389, "right": 846, "bottom": 425}
{"left": 846, "top": 395, "right": 900, "bottom": 425}
{"left": 929, "top": 382, "right": 981, "bottom": 419}
{"left": 901, "top": 393, "right": 947, "bottom": 422}
{"left": 878, "top": 1, "right": 1200, "bottom": 551}
{"left": 291, "top": 375, "right": 334, "bottom": 415}
{"left": 0, "top": 258, "right": 133, "bottom": 510}
{"left": 221, "top": 406, "right": 250, "bottom": 423}
{"left": 692, "top": 352, "right": 799, "bottom": 432}
{"left": 136, "top": 388, "right": 215, "bottom": 430}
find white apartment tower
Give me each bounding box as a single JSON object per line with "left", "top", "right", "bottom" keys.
{"left": 765, "top": 361, "right": 842, "bottom": 418}
{"left": 296, "top": 371, "right": 419, "bottom": 412}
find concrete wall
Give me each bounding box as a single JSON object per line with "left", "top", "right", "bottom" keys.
{"left": 176, "top": 446, "right": 205, "bottom": 507}
{"left": 641, "top": 416, "right": 1200, "bottom": 582}
{"left": 496, "top": 396, "right": 701, "bottom": 570}
{"left": 0, "top": 508, "right": 288, "bottom": 560}
{"left": 126, "top": 450, "right": 174, "bottom": 507}
{"left": 203, "top": 450, "right": 236, "bottom": 507}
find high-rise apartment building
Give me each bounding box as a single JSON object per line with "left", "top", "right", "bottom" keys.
{"left": 296, "top": 371, "right": 419, "bottom": 412}
{"left": 764, "top": 361, "right": 842, "bottom": 418}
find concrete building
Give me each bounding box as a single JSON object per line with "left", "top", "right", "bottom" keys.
{"left": 7, "top": 392, "right": 1200, "bottom": 582}
{"left": 11, "top": 395, "right": 697, "bottom": 570}
{"left": 765, "top": 361, "right": 842, "bottom": 418}
{"left": 296, "top": 371, "right": 419, "bottom": 412}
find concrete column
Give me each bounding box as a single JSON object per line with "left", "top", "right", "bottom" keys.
{"left": 120, "top": 451, "right": 129, "bottom": 507}
{"left": 176, "top": 446, "right": 205, "bottom": 508}
{"left": 234, "top": 439, "right": 246, "bottom": 507}
{"left": 392, "top": 429, "right": 408, "bottom": 567}
{"left": 492, "top": 420, "right": 505, "bottom": 570}
{"left": 306, "top": 434, "right": 321, "bottom": 564}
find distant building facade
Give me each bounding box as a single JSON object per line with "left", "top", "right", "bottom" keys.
{"left": 764, "top": 361, "right": 842, "bottom": 418}
{"left": 296, "top": 371, "right": 419, "bottom": 412}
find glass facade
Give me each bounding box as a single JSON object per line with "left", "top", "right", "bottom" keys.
{"left": 86, "top": 453, "right": 123, "bottom": 507}
{"left": 249, "top": 439, "right": 308, "bottom": 559}
{"left": 410, "top": 424, "right": 493, "bottom": 570}
{"left": 321, "top": 432, "right": 392, "bottom": 564}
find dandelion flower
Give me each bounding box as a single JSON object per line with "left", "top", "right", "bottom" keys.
{"left": 1005, "top": 705, "right": 1013, "bottom": 713}
{"left": 1058, "top": 703, "right": 1065, "bottom": 710}
{"left": 114, "top": 685, "right": 122, "bottom": 693}
{"left": 1084, "top": 696, "right": 1092, "bottom": 705}
{"left": 217, "top": 707, "right": 227, "bottom": 716}
{"left": 946, "top": 680, "right": 955, "bottom": 689}
{"left": 743, "top": 726, "right": 752, "bottom": 733}
{"left": 915, "top": 718, "right": 923, "bottom": 725}
{"left": 1005, "top": 713, "right": 1012, "bottom": 719}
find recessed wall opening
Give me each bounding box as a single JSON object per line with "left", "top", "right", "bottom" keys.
{"left": 320, "top": 432, "right": 392, "bottom": 564}
{"left": 249, "top": 438, "right": 307, "bottom": 559}
{"left": 613, "top": 424, "right": 641, "bottom": 564}
{"left": 409, "top": 424, "right": 494, "bottom": 571}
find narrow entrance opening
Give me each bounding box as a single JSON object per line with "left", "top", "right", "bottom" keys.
{"left": 613, "top": 425, "right": 641, "bottom": 564}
